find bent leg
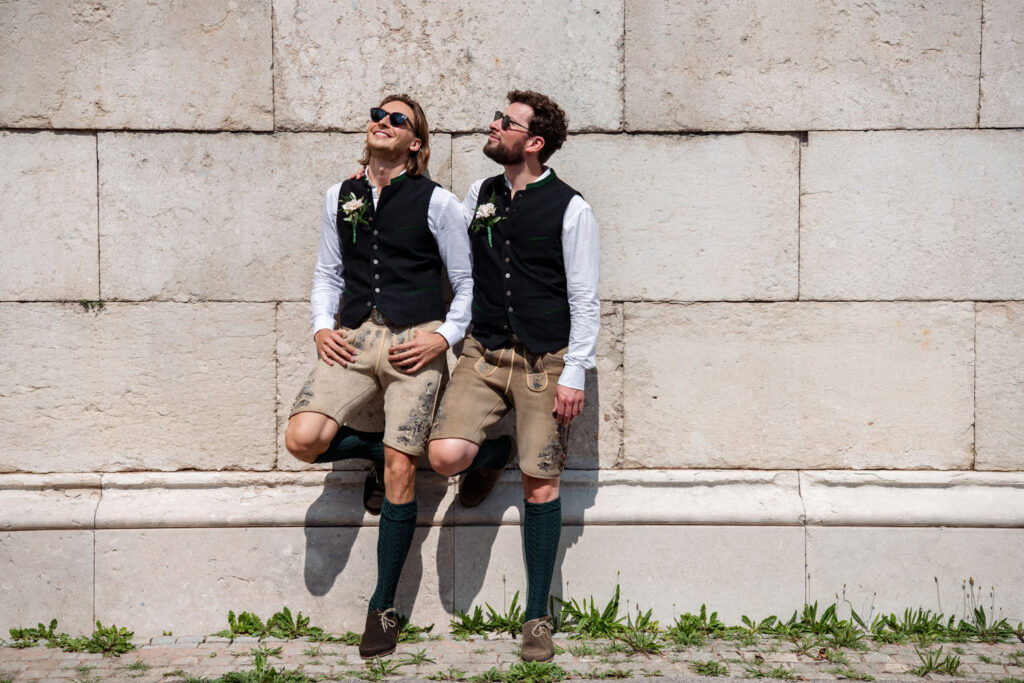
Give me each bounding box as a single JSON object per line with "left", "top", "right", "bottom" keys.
{"left": 428, "top": 438, "right": 478, "bottom": 476}
{"left": 284, "top": 411, "right": 339, "bottom": 463}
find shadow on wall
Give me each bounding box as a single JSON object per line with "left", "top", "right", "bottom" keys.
{"left": 297, "top": 367, "right": 600, "bottom": 618}
{"left": 440, "top": 367, "right": 601, "bottom": 616}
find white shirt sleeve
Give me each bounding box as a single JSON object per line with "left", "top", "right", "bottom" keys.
{"left": 461, "top": 179, "right": 484, "bottom": 224}
{"left": 558, "top": 195, "right": 601, "bottom": 391}
{"left": 310, "top": 182, "right": 345, "bottom": 334}
{"left": 428, "top": 186, "right": 474, "bottom": 347}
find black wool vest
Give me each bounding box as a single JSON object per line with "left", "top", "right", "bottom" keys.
{"left": 469, "top": 171, "right": 580, "bottom": 353}
{"left": 336, "top": 173, "right": 446, "bottom": 328}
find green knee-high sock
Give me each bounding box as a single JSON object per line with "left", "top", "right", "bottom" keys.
{"left": 460, "top": 435, "right": 513, "bottom": 474}
{"left": 314, "top": 426, "right": 385, "bottom": 470}
{"left": 524, "top": 497, "right": 561, "bottom": 621}
{"left": 368, "top": 498, "right": 417, "bottom": 612}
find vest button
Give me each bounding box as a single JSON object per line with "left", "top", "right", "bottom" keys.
{"left": 374, "top": 287, "right": 381, "bottom": 293}
{"left": 504, "top": 273, "right": 510, "bottom": 279}
{"left": 372, "top": 245, "right": 379, "bottom": 250}
{"left": 373, "top": 259, "right": 379, "bottom": 265}
{"left": 507, "top": 307, "right": 514, "bottom": 313}
{"left": 505, "top": 290, "right": 511, "bottom": 296}
{"left": 374, "top": 274, "right": 380, "bottom": 279}
{"left": 373, "top": 230, "right": 378, "bottom": 235}
{"left": 504, "top": 257, "right": 510, "bottom": 263}
{"left": 366, "top": 301, "right": 372, "bottom": 307}
{"left": 504, "top": 239, "right": 510, "bottom": 245}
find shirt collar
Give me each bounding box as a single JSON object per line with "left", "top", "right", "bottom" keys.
{"left": 502, "top": 167, "right": 554, "bottom": 190}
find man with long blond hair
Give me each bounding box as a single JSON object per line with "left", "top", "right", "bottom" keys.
{"left": 284, "top": 94, "right": 472, "bottom": 657}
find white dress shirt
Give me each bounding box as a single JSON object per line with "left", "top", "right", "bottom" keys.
{"left": 310, "top": 174, "right": 474, "bottom": 348}
{"left": 462, "top": 169, "right": 600, "bottom": 391}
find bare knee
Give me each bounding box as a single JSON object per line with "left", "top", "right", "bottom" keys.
{"left": 428, "top": 439, "right": 475, "bottom": 476}
{"left": 284, "top": 420, "right": 328, "bottom": 463}
{"left": 523, "top": 474, "right": 560, "bottom": 504}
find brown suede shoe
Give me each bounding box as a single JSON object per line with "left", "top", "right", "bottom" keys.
{"left": 521, "top": 616, "right": 555, "bottom": 662}
{"left": 458, "top": 437, "right": 515, "bottom": 508}
{"left": 359, "top": 607, "right": 398, "bottom": 659}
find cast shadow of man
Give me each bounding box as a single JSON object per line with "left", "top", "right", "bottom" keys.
{"left": 437, "top": 368, "right": 602, "bottom": 617}
{"left": 301, "top": 393, "right": 446, "bottom": 626}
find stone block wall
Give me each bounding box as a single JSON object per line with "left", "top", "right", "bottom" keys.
{"left": 2, "top": 0, "right": 1023, "bottom": 635}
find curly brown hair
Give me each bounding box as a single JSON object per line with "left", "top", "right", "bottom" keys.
{"left": 358, "top": 93, "right": 431, "bottom": 176}
{"left": 507, "top": 90, "right": 568, "bottom": 164}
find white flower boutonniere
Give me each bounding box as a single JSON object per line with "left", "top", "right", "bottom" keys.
{"left": 341, "top": 193, "right": 370, "bottom": 243}
{"left": 469, "top": 192, "right": 504, "bottom": 247}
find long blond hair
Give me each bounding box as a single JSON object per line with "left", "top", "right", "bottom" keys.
{"left": 358, "top": 94, "right": 431, "bottom": 176}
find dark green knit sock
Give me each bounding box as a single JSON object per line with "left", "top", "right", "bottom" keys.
{"left": 524, "top": 497, "right": 561, "bottom": 621}
{"left": 368, "top": 498, "right": 417, "bottom": 612}
{"left": 460, "top": 435, "right": 513, "bottom": 474}
{"left": 314, "top": 426, "right": 385, "bottom": 470}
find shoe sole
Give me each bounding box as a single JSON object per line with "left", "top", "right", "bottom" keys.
{"left": 359, "top": 645, "right": 396, "bottom": 659}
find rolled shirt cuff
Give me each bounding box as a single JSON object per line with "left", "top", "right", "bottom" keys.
{"left": 557, "top": 365, "right": 586, "bottom": 391}
{"left": 312, "top": 315, "right": 336, "bottom": 336}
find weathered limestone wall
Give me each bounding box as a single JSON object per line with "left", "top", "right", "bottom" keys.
{"left": 2, "top": 0, "right": 1023, "bottom": 635}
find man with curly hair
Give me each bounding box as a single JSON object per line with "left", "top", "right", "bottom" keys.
{"left": 285, "top": 94, "right": 472, "bottom": 658}
{"left": 429, "top": 90, "right": 600, "bottom": 662}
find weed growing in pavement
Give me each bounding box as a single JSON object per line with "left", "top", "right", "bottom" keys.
{"left": 471, "top": 667, "right": 504, "bottom": 683}
{"left": 979, "top": 653, "right": 1000, "bottom": 664}
{"left": 553, "top": 585, "right": 625, "bottom": 639}
{"left": 826, "top": 666, "right": 875, "bottom": 681}
{"left": 399, "top": 648, "right": 436, "bottom": 666}
{"left": 909, "top": 645, "right": 962, "bottom": 676}
{"left": 663, "top": 605, "right": 726, "bottom": 647}
{"left": 825, "top": 648, "right": 850, "bottom": 665}
{"left": 473, "top": 648, "right": 489, "bottom": 655}
{"left": 618, "top": 608, "right": 662, "bottom": 656}
{"left": 0, "top": 675, "right": 12, "bottom": 683}
{"left": 792, "top": 634, "right": 823, "bottom": 657}
{"left": 427, "top": 665, "right": 468, "bottom": 681}
{"left": 743, "top": 663, "right": 796, "bottom": 679}
{"left": 483, "top": 591, "right": 524, "bottom": 637}
{"left": 8, "top": 619, "right": 134, "bottom": 656}
{"left": 501, "top": 661, "right": 567, "bottom": 683}
{"left": 396, "top": 614, "right": 436, "bottom": 643}
{"left": 690, "top": 659, "right": 728, "bottom": 676}
{"left": 302, "top": 645, "right": 323, "bottom": 658}
{"left": 566, "top": 641, "right": 599, "bottom": 657}
{"left": 1009, "top": 649, "right": 1024, "bottom": 667}
{"left": 576, "top": 667, "right": 632, "bottom": 679}
{"left": 120, "top": 660, "right": 152, "bottom": 671}
{"left": 78, "top": 299, "right": 105, "bottom": 313}
{"left": 364, "top": 656, "right": 404, "bottom": 679}
{"left": 451, "top": 606, "right": 488, "bottom": 639}
{"left": 997, "top": 678, "right": 1024, "bottom": 683}
{"left": 215, "top": 607, "right": 324, "bottom": 641}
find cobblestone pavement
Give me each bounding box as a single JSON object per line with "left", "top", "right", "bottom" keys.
{"left": 2, "top": 634, "right": 1023, "bottom": 682}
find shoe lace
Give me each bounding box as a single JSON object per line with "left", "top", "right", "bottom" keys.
{"left": 380, "top": 607, "right": 398, "bottom": 632}
{"left": 368, "top": 463, "right": 383, "bottom": 485}
{"left": 531, "top": 619, "right": 552, "bottom": 637}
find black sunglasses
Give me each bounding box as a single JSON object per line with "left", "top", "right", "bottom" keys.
{"left": 370, "top": 107, "right": 412, "bottom": 129}
{"left": 493, "top": 111, "right": 531, "bottom": 133}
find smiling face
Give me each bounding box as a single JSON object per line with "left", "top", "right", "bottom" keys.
{"left": 366, "top": 99, "right": 422, "bottom": 161}
{"left": 483, "top": 102, "right": 535, "bottom": 165}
